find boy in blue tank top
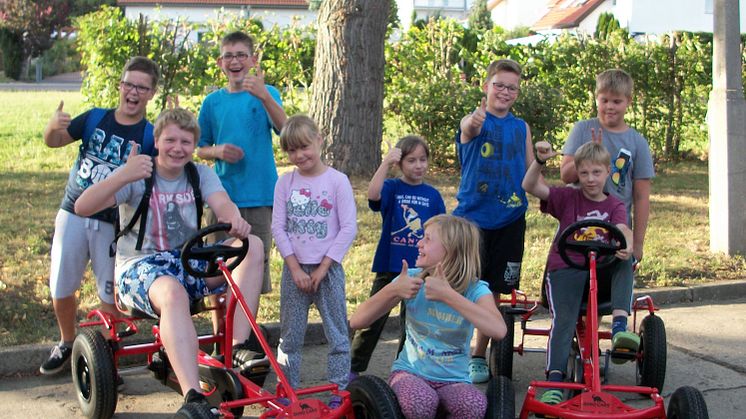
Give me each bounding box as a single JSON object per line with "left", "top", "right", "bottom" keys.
{"left": 453, "top": 59, "right": 535, "bottom": 383}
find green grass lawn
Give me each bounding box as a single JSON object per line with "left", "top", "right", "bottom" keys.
{"left": 0, "top": 90, "right": 743, "bottom": 347}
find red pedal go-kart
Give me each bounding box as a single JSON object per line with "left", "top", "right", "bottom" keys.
{"left": 487, "top": 220, "right": 708, "bottom": 418}
{"left": 71, "top": 223, "right": 402, "bottom": 418}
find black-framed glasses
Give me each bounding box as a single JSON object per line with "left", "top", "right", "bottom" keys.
{"left": 492, "top": 82, "right": 520, "bottom": 94}
{"left": 220, "top": 52, "right": 250, "bottom": 62}
{"left": 120, "top": 81, "right": 152, "bottom": 95}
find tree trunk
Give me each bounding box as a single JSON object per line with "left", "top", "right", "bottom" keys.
{"left": 310, "top": 0, "right": 389, "bottom": 177}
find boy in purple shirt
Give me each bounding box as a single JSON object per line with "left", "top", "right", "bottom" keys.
{"left": 522, "top": 140, "right": 636, "bottom": 406}
{"left": 271, "top": 115, "right": 357, "bottom": 408}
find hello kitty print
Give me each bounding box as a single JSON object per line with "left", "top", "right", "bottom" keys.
{"left": 285, "top": 187, "right": 334, "bottom": 240}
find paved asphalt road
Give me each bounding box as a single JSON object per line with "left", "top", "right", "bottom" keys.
{"left": 1, "top": 297, "right": 744, "bottom": 418}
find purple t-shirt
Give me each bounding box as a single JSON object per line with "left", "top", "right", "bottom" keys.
{"left": 541, "top": 187, "right": 627, "bottom": 272}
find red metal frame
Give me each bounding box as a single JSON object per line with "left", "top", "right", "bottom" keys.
{"left": 79, "top": 259, "right": 352, "bottom": 418}
{"left": 506, "top": 252, "right": 667, "bottom": 419}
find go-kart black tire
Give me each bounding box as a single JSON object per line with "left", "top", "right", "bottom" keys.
{"left": 71, "top": 328, "right": 117, "bottom": 419}
{"left": 667, "top": 386, "right": 709, "bottom": 419}
{"left": 566, "top": 340, "right": 583, "bottom": 398}
{"left": 485, "top": 375, "right": 515, "bottom": 419}
{"left": 347, "top": 375, "right": 403, "bottom": 419}
{"left": 489, "top": 307, "right": 514, "bottom": 379}
{"left": 173, "top": 401, "right": 218, "bottom": 419}
{"left": 637, "top": 314, "right": 667, "bottom": 393}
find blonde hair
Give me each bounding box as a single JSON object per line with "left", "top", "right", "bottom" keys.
{"left": 485, "top": 58, "right": 522, "bottom": 84}
{"left": 574, "top": 141, "right": 610, "bottom": 168}
{"left": 420, "top": 215, "right": 481, "bottom": 294}
{"left": 280, "top": 114, "right": 320, "bottom": 151}
{"left": 154, "top": 108, "right": 200, "bottom": 143}
{"left": 595, "top": 69, "right": 634, "bottom": 99}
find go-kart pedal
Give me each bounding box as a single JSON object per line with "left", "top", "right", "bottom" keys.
{"left": 610, "top": 331, "right": 640, "bottom": 364}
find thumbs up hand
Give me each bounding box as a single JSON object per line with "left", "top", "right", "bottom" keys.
{"left": 394, "top": 260, "right": 424, "bottom": 299}
{"left": 121, "top": 142, "right": 153, "bottom": 182}
{"left": 49, "top": 100, "right": 71, "bottom": 131}
{"left": 424, "top": 263, "right": 453, "bottom": 302}
{"left": 464, "top": 97, "right": 487, "bottom": 139}
{"left": 241, "top": 56, "right": 270, "bottom": 102}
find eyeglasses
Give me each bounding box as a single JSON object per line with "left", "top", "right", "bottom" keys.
{"left": 220, "top": 52, "right": 250, "bottom": 62}
{"left": 492, "top": 82, "right": 520, "bottom": 94}
{"left": 120, "top": 81, "right": 152, "bottom": 95}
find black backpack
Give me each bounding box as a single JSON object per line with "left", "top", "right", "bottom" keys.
{"left": 109, "top": 159, "right": 202, "bottom": 257}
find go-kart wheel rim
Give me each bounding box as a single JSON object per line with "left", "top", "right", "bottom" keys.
{"left": 75, "top": 354, "right": 92, "bottom": 401}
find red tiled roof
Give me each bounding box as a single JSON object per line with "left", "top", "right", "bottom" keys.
{"left": 532, "top": 0, "right": 605, "bottom": 31}
{"left": 117, "top": 0, "right": 308, "bottom": 7}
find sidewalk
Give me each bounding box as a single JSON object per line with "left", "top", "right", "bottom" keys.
{"left": 0, "top": 71, "right": 82, "bottom": 91}
{"left": 2, "top": 279, "right": 745, "bottom": 376}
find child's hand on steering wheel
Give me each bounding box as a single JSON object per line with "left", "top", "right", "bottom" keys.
{"left": 220, "top": 214, "right": 252, "bottom": 239}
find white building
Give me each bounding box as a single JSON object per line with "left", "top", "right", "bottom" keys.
{"left": 117, "top": 0, "right": 315, "bottom": 28}
{"left": 488, "top": 0, "right": 746, "bottom": 36}
{"left": 397, "top": 0, "right": 476, "bottom": 30}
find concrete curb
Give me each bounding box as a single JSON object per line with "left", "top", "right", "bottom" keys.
{"left": 3, "top": 280, "right": 745, "bottom": 377}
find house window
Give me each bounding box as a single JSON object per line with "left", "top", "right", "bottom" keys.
{"left": 705, "top": 0, "right": 713, "bottom": 14}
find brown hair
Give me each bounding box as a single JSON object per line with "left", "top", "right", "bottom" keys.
{"left": 121, "top": 56, "right": 160, "bottom": 89}
{"left": 485, "top": 58, "right": 522, "bottom": 83}
{"left": 595, "top": 69, "right": 634, "bottom": 99}
{"left": 395, "top": 135, "right": 430, "bottom": 167}
{"left": 154, "top": 108, "right": 200, "bottom": 143}
{"left": 420, "top": 215, "right": 481, "bottom": 294}
{"left": 221, "top": 31, "right": 255, "bottom": 54}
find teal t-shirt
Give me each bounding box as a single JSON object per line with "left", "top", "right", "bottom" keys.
{"left": 198, "top": 87, "right": 283, "bottom": 207}
{"left": 392, "top": 268, "right": 492, "bottom": 383}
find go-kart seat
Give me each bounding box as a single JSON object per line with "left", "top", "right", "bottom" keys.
{"left": 540, "top": 266, "right": 614, "bottom": 316}
{"left": 114, "top": 287, "right": 213, "bottom": 320}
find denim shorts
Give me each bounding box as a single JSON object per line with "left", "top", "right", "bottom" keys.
{"left": 117, "top": 249, "right": 227, "bottom": 318}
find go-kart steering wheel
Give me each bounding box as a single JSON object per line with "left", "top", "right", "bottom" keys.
{"left": 557, "top": 220, "right": 626, "bottom": 270}
{"left": 180, "top": 223, "right": 249, "bottom": 278}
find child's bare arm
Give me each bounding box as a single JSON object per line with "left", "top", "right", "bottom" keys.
{"left": 349, "top": 261, "right": 422, "bottom": 329}
{"left": 615, "top": 223, "right": 634, "bottom": 261}
{"left": 459, "top": 98, "right": 487, "bottom": 144}
{"left": 43, "top": 100, "right": 75, "bottom": 148}
{"left": 196, "top": 144, "right": 244, "bottom": 163}
{"left": 368, "top": 147, "right": 401, "bottom": 201}
{"left": 522, "top": 141, "right": 555, "bottom": 201}
{"left": 560, "top": 155, "right": 578, "bottom": 184}
{"left": 75, "top": 143, "right": 151, "bottom": 216}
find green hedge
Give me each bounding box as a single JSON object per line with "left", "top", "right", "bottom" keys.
{"left": 76, "top": 7, "right": 719, "bottom": 164}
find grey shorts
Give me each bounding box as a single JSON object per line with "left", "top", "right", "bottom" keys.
{"left": 49, "top": 209, "right": 115, "bottom": 304}
{"left": 207, "top": 206, "right": 272, "bottom": 293}
{"left": 117, "top": 249, "right": 226, "bottom": 318}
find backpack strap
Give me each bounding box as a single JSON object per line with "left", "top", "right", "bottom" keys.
{"left": 185, "top": 161, "right": 202, "bottom": 230}
{"left": 109, "top": 157, "right": 156, "bottom": 257}
{"left": 141, "top": 123, "right": 155, "bottom": 156}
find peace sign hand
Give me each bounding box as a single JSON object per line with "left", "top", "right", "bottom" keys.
{"left": 591, "top": 128, "right": 603, "bottom": 144}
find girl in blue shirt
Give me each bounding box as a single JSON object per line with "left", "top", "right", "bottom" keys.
{"left": 350, "top": 215, "right": 506, "bottom": 418}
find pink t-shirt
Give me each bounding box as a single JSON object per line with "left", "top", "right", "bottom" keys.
{"left": 541, "top": 187, "right": 627, "bottom": 272}
{"left": 272, "top": 167, "right": 357, "bottom": 264}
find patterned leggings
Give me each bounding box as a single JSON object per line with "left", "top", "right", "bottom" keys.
{"left": 389, "top": 370, "right": 487, "bottom": 419}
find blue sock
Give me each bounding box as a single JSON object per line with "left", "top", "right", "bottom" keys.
{"left": 612, "top": 316, "right": 628, "bottom": 336}
{"left": 547, "top": 370, "right": 564, "bottom": 383}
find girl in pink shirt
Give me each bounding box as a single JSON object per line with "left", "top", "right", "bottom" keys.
{"left": 271, "top": 115, "right": 357, "bottom": 406}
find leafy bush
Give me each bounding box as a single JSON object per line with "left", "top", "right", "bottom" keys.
{"left": 40, "top": 38, "right": 81, "bottom": 77}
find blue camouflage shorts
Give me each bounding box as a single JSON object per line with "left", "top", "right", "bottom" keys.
{"left": 117, "top": 249, "right": 227, "bottom": 318}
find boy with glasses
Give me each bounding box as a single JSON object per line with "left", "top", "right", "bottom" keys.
{"left": 40, "top": 56, "right": 159, "bottom": 375}
{"left": 197, "top": 31, "right": 286, "bottom": 362}
{"left": 453, "top": 58, "right": 535, "bottom": 383}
